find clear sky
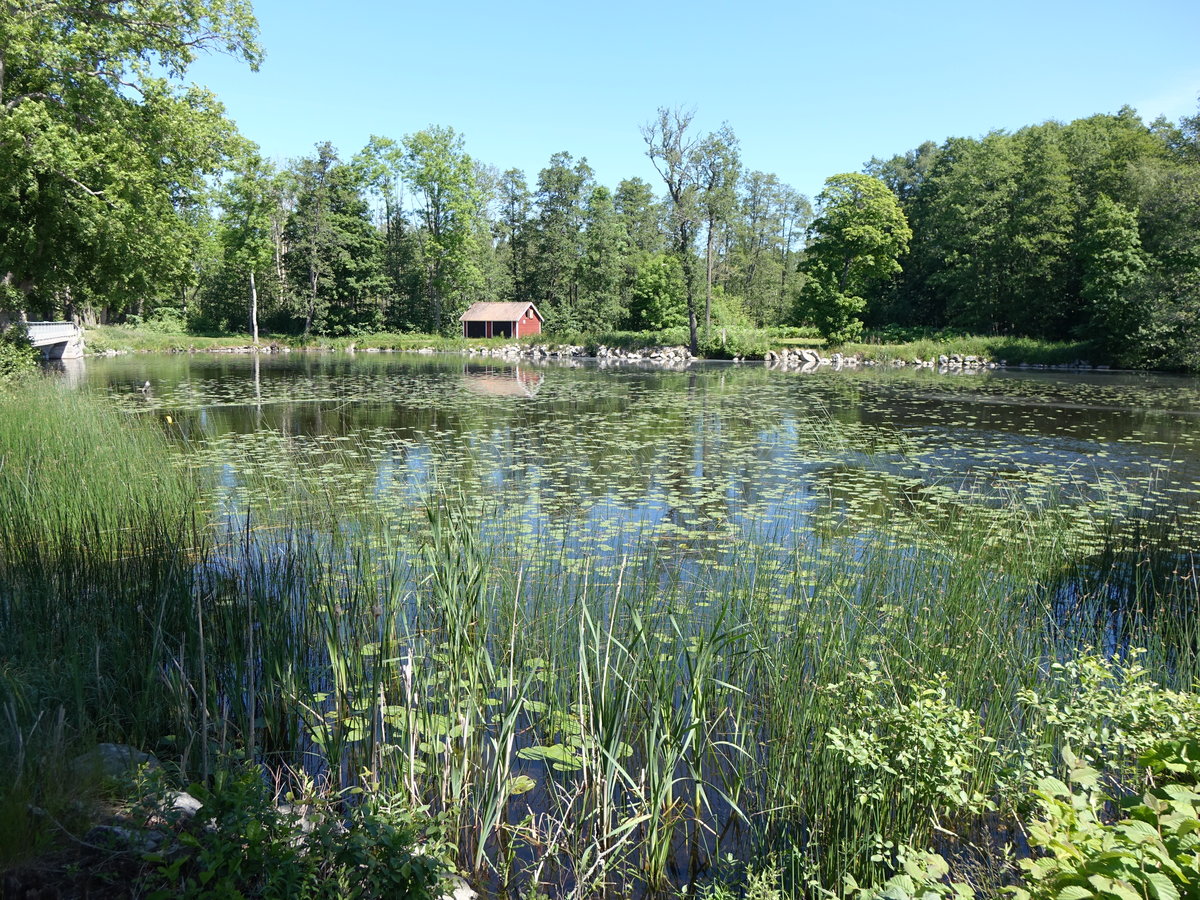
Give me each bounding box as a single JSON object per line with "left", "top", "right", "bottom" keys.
{"left": 188, "top": 0, "right": 1200, "bottom": 202}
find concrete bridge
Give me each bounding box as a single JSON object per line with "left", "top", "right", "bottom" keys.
{"left": 26, "top": 321, "right": 85, "bottom": 359}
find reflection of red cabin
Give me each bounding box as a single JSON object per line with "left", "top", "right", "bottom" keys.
{"left": 459, "top": 302, "right": 543, "bottom": 339}
{"left": 463, "top": 364, "right": 544, "bottom": 398}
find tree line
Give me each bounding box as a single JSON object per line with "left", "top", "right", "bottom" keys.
{"left": 2, "top": 2, "right": 1198, "bottom": 368}
{"left": 853, "top": 107, "right": 1200, "bottom": 370}
{"left": 190, "top": 116, "right": 813, "bottom": 348}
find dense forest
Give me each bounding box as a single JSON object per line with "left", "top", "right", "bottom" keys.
{"left": 2, "top": 2, "right": 1199, "bottom": 368}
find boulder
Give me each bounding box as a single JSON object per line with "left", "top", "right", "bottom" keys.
{"left": 72, "top": 743, "right": 159, "bottom": 781}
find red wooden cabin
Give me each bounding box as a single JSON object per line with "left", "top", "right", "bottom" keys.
{"left": 459, "top": 302, "right": 543, "bottom": 339}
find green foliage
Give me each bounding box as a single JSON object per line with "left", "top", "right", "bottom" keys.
{"left": 796, "top": 173, "right": 911, "bottom": 345}
{"left": 1079, "top": 195, "right": 1149, "bottom": 357}
{"left": 630, "top": 253, "right": 687, "bottom": 330}
{"left": 126, "top": 308, "right": 189, "bottom": 335}
{"left": 400, "top": 126, "right": 487, "bottom": 333}
{"left": 0, "top": 0, "right": 260, "bottom": 317}
{"left": 842, "top": 840, "right": 974, "bottom": 900}
{"left": 576, "top": 185, "right": 628, "bottom": 332}
{"left": 1011, "top": 743, "right": 1200, "bottom": 900}
{"left": 138, "top": 763, "right": 448, "bottom": 900}
{"left": 285, "top": 143, "right": 388, "bottom": 336}
{"left": 1016, "top": 650, "right": 1200, "bottom": 787}
{"left": 822, "top": 664, "right": 991, "bottom": 819}
{"left": 529, "top": 151, "right": 595, "bottom": 332}
{"left": 0, "top": 323, "right": 38, "bottom": 385}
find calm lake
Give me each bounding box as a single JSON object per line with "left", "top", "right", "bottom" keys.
{"left": 65, "top": 352, "right": 1200, "bottom": 559}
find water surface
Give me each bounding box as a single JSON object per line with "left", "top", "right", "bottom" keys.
{"left": 66, "top": 353, "right": 1200, "bottom": 557}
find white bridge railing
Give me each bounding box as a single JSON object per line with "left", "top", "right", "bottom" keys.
{"left": 24, "top": 321, "right": 84, "bottom": 359}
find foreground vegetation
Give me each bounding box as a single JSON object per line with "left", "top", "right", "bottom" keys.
{"left": 2, "top": 380, "right": 1199, "bottom": 897}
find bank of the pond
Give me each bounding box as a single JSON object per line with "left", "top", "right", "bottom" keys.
{"left": 82, "top": 324, "right": 1107, "bottom": 372}
{"left": 4, "top": 371, "right": 1200, "bottom": 899}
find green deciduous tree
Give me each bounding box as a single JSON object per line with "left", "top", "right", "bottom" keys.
{"left": 1078, "top": 194, "right": 1147, "bottom": 359}
{"left": 794, "top": 173, "right": 911, "bottom": 345}
{"left": 400, "top": 126, "right": 486, "bottom": 333}
{"left": 576, "top": 185, "right": 627, "bottom": 332}
{"left": 694, "top": 125, "right": 741, "bottom": 334}
{"left": 529, "top": 152, "right": 593, "bottom": 331}
{"left": 643, "top": 107, "right": 703, "bottom": 353}
{"left": 284, "top": 143, "right": 387, "bottom": 335}
{"left": 630, "top": 253, "right": 686, "bottom": 331}
{"left": 218, "top": 151, "right": 279, "bottom": 342}
{"left": 0, "top": 0, "right": 260, "bottom": 318}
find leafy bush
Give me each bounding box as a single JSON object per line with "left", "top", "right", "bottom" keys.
{"left": 1015, "top": 650, "right": 1200, "bottom": 789}
{"left": 1011, "top": 741, "right": 1200, "bottom": 900}
{"left": 842, "top": 840, "right": 975, "bottom": 900}
{"left": 0, "top": 323, "right": 38, "bottom": 385}
{"left": 697, "top": 325, "right": 772, "bottom": 359}
{"left": 127, "top": 308, "right": 189, "bottom": 334}
{"left": 822, "top": 663, "right": 992, "bottom": 820}
{"left": 139, "top": 763, "right": 450, "bottom": 900}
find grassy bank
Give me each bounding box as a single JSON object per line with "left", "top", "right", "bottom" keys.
{"left": 3, "top": 379, "right": 1197, "bottom": 896}
{"left": 85, "top": 321, "right": 1106, "bottom": 370}
{"left": 848, "top": 328, "right": 1098, "bottom": 367}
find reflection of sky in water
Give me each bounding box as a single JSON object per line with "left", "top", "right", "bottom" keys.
{"left": 78, "top": 354, "right": 1200, "bottom": 562}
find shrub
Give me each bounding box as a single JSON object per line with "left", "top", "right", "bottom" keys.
{"left": 1011, "top": 741, "right": 1200, "bottom": 900}
{"left": 822, "top": 663, "right": 992, "bottom": 820}
{"left": 139, "top": 763, "right": 450, "bottom": 900}
{"left": 0, "top": 323, "right": 38, "bottom": 385}
{"left": 1014, "top": 649, "right": 1200, "bottom": 790}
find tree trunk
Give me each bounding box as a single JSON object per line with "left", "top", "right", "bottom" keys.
{"left": 249, "top": 270, "right": 259, "bottom": 344}
{"left": 305, "top": 264, "right": 317, "bottom": 335}
{"left": 705, "top": 217, "right": 716, "bottom": 334}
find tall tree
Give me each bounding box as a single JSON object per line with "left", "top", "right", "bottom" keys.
{"left": 219, "top": 150, "right": 279, "bottom": 342}
{"left": 693, "top": 125, "right": 741, "bottom": 334}
{"left": 400, "top": 126, "right": 485, "bottom": 333}
{"left": 495, "top": 168, "right": 532, "bottom": 304}
{"left": 284, "top": 143, "right": 386, "bottom": 335}
{"left": 794, "top": 173, "right": 911, "bottom": 344}
{"left": 0, "top": 0, "right": 260, "bottom": 317}
{"left": 642, "top": 107, "right": 703, "bottom": 353}
{"left": 1078, "top": 194, "right": 1148, "bottom": 359}
{"left": 577, "top": 185, "right": 628, "bottom": 332}
{"left": 352, "top": 135, "right": 404, "bottom": 236}
{"left": 530, "top": 152, "right": 593, "bottom": 331}
{"left": 614, "top": 177, "right": 664, "bottom": 256}
{"left": 285, "top": 143, "right": 338, "bottom": 335}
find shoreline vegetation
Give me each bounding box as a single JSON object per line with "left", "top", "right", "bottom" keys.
{"left": 81, "top": 323, "right": 1103, "bottom": 372}
{"left": 3, "top": 376, "right": 1200, "bottom": 898}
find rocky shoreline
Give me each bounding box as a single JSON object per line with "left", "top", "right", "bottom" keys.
{"left": 86, "top": 340, "right": 1111, "bottom": 374}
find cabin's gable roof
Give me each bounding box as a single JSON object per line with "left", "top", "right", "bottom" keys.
{"left": 459, "top": 302, "right": 543, "bottom": 323}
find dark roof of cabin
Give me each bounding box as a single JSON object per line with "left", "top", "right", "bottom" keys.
{"left": 459, "top": 302, "right": 543, "bottom": 322}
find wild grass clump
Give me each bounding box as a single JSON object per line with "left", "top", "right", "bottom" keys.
{"left": 0, "top": 379, "right": 197, "bottom": 560}
{"left": 853, "top": 328, "right": 1096, "bottom": 366}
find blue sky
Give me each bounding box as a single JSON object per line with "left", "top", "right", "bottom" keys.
{"left": 189, "top": 0, "right": 1200, "bottom": 202}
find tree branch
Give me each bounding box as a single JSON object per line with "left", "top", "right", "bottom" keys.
{"left": 4, "top": 91, "right": 56, "bottom": 110}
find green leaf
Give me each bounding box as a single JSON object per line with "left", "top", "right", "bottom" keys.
{"left": 516, "top": 743, "right": 583, "bottom": 772}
